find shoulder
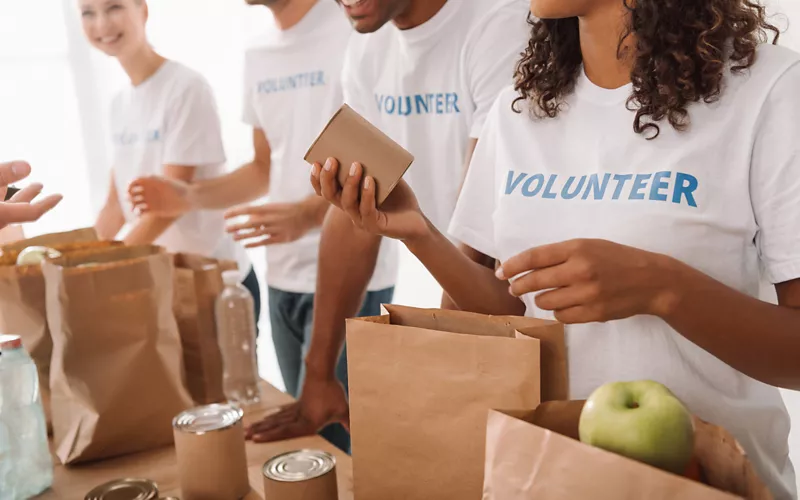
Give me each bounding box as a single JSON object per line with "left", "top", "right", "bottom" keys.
{"left": 492, "top": 86, "right": 525, "bottom": 120}
{"left": 463, "top": 0, "right": 529, "bottom": 41}
{"left": 165, "top": 62, "right": 217, "bottom": 103}
{"left": 477, "top": 85, "right": 525, "bottom": 131}
{"left": 460, "top": 0, "right": 529, "bottom": 66}
{"left": 728, "top": 44, "right": 800, "bottom": 100}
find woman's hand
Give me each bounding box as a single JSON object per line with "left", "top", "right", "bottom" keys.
{"left": 0, "top": 161, "right": 62, "bottom": 230}
{"left": 497, "top": 239, "right": 680, "bottom": 324}
{"left": 310, "top": 157, "right": 429, "bottom": 242}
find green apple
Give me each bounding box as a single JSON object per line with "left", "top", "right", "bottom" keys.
{"left": 579, "top": 380, "right": 695, "bottom": 474}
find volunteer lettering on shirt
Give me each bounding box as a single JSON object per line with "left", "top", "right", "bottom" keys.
{"left": 375, "top": 92, "right": 461, "bottom": 116}
{"left": 256, "top": 70, "right": 326, "bottom": 94}
{"left": 449, "top": 45, "right": 800, "bottom": 499}
{"left": 504, "top": 171, "right": 699, "bottom": 207}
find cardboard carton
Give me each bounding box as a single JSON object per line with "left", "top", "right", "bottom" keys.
{"left": 305, "top": 104, "right": 414, "bottom": 205}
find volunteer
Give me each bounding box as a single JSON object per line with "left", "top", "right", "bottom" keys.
{"left": 314, "top": 0, "right": 800, "bottom": 497}
{"left": 79, "top": 0, "right": 259, "bottom": 318}
{"left": 243, "top": 0, "right": 531, "bottom": 444}
{"left": 126, "top": 0, "right": 391, "bottom": 452}
{"left": 0, "top": 160, "right": 62, "bottom": 229}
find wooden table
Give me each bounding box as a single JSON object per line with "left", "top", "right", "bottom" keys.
{"left": 40, "top": 383, "right": 353, "bottom": 499}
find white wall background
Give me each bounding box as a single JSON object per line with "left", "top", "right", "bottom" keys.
{"left": 1, "top": 0, "right": 799, "bottom": 491}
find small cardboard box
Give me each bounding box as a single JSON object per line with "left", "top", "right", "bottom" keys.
{"left": 304, "top": 104, "right": 414, "bottom": 205}
{"left": 484, "top": 401, "right": 773, "bottom": 500}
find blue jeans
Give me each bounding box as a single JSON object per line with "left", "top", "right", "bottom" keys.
{"left": 268, "top": 286, "right": 395, "bottom": 453}
{"left": 241, "top": 267, "right": 262, "bottom": 336}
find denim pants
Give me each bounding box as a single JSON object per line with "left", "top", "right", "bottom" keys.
{"left": 241, "top": 267, "right": 262, "bottom": 335}
{"left": 268, "top": 286, "right": 395, "bottom": 453}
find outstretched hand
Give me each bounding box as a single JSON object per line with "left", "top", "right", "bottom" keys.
{"left": 0, "top": 161, "right": 62, "bottom": 230}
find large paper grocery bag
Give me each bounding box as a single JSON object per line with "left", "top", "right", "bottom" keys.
{"left": 44, "top": 245, "right": 193, "bottom": 464}
{"left": 0, "top": 228, "right": 117, "bottom": 431}
{"left": 484, "top": 402, "right": 773, "bottom": 500}
{"left": 173, "top": 253, "right": 237, "bottom": 405}
{"left": 346, "top": 304, "right": 567, "bottom": 500}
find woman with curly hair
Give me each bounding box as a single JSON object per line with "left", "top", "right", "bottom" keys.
{"left": 312, "top": 0, "right": 800, "bottom": 497}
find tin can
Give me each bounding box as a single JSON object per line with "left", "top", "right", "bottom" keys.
{"left": 263, "top": 449, "right": 338, "bottom": 500}
{"left": 173, "top": 404, "right": 250, "bottom": 500}
{"left": 85, "top": 478, "right": 159, "bottom": 500}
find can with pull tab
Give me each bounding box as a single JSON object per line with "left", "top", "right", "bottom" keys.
{"left": 262, "top": 449, "right": 338, "bottom": 500}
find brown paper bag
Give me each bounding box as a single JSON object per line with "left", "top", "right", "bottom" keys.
{"left": 172, "top": 253, "right": 237, "bottom": 405}
{"left": 484, "top": 402, "right": 773, "bottom": 500}
{"left": 346, "top": 304, "right": 567, "bottom": 500}
{"left": 44, "top": 245, "right": 193, "bottom": 464}
{"left": 0, "top": 228, "right": 117, "bottom": 431}
{"left": 0, "top": 227, "right": 97, "bottom": 252}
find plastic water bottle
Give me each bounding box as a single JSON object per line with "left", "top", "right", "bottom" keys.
{"left": 0, "top": 334, "right": 53, "bottom": 499}
{"left": 216, "top": 270, "right": 261, "bottom": 405}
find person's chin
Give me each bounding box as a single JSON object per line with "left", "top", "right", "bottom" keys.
{"left": 350, "top": 17, "right": 385, "bottom": 34}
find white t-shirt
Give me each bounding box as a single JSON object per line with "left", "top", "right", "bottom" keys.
{"left": 242, "top": 0, "right": 393, "bottom": 293}
{"left": 110, "top": 61, "right": 250, "bottom": 273}
{"left": 341, "top": 0, "right": 530, "bottom": 281}
{"left": 450, "top": 44, "right": 800, "bottom": 499}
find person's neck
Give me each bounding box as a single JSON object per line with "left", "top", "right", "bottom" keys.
{"left": 393, "top": 0, "right": 447, "bottom": 30}
{"left": 268, "top": 0, "right": 318, "bottom": 31}
{"left": 578, "top": 4, "right": 635, "bottom": 89}
{"left": 118, "top": 45, "right": 166, "bottom": 87}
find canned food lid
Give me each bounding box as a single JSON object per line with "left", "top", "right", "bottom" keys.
{"left": 173, "top": 403, "right": 243, "bottom": 434}
{"left": 0, "top": 334, "right": 22, "bottom": 351}
{"left": 84, "top": 478, "right": 159, "bottom": 500}
{"left": 263, "top": 449, "right": 336, "bottom": 482}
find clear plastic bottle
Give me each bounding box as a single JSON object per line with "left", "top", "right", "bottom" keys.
{"left": 215, "top": 270, "right": 261, "bottom": 405}
{"left": 0, "top": 334, "right": 53, "bottom": 499}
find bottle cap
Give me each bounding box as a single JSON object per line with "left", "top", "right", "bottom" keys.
{"left": 0, "top": 334, "right": 22, "bottom": 351}
{"left": 222, "top": 270, "right": 241, "bottom": 286}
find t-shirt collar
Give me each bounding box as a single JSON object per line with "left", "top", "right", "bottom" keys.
{"left": 574, "top": 66, "right": 633, "bottom": 106}
{"left": 392, "top": 0, "right": 458, "bottom": 45}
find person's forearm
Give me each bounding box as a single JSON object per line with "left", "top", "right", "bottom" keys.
{"left": 658, "top": 257, "right": 800, "bottom": 390}
{"left": 407, "top": 220, "right": 525, "bottom": 316}
{"left": 123, "top": 215, "right": 178, "bottom": 246}
{"left": 189, "top": 160, "right": 270, "bottom": 210}
{"left": 94, "top": 204, "right": 125, "bottom": 240}
{"left": 305, "top": 209, "right": 382, "bottom": 379}
{"left": 300, "top": 194, "right": 330, "bottom": 228}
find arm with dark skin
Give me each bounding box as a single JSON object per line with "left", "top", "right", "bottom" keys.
{"left": 245, "top": 160, "right": 384, "bottom": 442}
{"left": 498, "top": 239, "right": 800, "bottom": 390}
{"left": 245, "top": 154, "right": 516, "bottom": 443}
{"left": 441, "top": 138, "right": 492, "bottom": 311}
{"left": 317, "top": 163, "right": 800, "bottom": 391}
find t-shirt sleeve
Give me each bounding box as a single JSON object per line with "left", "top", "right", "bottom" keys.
{"left": 461, "top": 0, "right": 529, "bottom": 139}
{"left": 751, "top": 60, "right": 800, "bottom": 284}
{"left": 448, "top": 94, "right": 504, "bottom": 259}
{"left": 163, "top": 78, "right": 227, "bottom": 166}
{"left": 241, "top": 55, "right": 260, "bottom": 127}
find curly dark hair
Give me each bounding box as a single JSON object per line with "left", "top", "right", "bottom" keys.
{"left": 513, "top": 0, "right": 780, "bottom": 138}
